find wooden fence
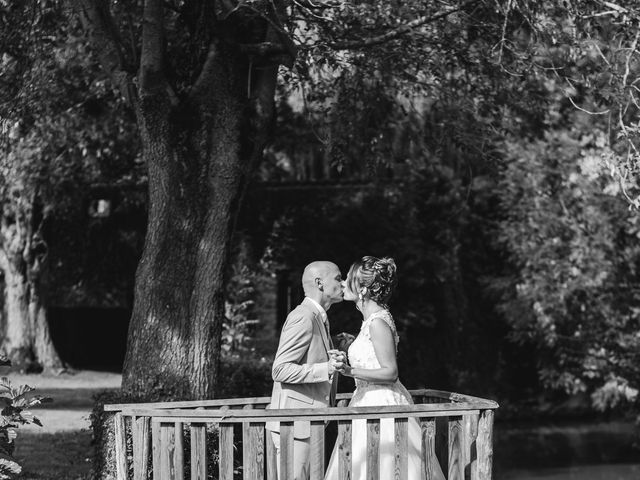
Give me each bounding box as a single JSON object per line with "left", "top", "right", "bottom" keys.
{"left": 105, "top": 389, "right": 498, "bottom": 480}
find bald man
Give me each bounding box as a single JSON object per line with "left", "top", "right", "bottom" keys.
{"left": 266, "top": 261, "right": 345, "bottom": 480}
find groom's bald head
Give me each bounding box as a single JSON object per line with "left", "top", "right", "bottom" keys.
{"left": 302, "top": 261, "right": 334, "bottom": 294}
{"left": 301, "top": 261, "right": 344, "bottom": 308}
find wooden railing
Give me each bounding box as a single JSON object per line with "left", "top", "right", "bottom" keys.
{"left": 105, "top": 389, "right": 498, "bottom": 480}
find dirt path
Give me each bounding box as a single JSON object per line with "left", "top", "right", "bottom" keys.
{"left": 8, "top": 370, "right": 122, "bottom": 480}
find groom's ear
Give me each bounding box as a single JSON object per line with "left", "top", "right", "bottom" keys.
{"left": 316, "top": 277, "right": 323, "bottom": 291}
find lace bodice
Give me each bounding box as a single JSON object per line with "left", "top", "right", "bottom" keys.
{"left": 348, "top": 310, "right": 399, "bottom": 385}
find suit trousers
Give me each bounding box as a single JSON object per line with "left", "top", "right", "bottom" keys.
{"left": 270, "top": 429, "right": 321, "bottom": 480}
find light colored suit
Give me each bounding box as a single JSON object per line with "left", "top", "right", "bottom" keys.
{"left": 267, "top": 297, "right": 338, "bottom": 479}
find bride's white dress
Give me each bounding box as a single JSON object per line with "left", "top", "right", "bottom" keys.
{"left": 324, "top": 310, "right": 445, "bottom": 480}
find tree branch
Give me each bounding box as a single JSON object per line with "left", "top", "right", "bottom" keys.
{"left": 237, "top": 41, "right": 295, "bottom": 61}
{"left": 328, "top": 0, "right": 478, "bottom": 50}
{"left": 140, "top": 0, "right": 174, "bottom": 101}
{"left": 189, "top": 40, "right": 220, "bottom": 100}
{"left": 68, "top": 0, "right": 136, "bottom": 103}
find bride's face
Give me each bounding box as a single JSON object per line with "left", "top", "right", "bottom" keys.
{"left": 342, "top": 275, "right": 358, "bottom": 302}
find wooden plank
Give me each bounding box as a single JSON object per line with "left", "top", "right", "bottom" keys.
{"left": 129, "top": 402, "right": 489, "bottom": 417}
{"left": 114, "top": 413, "right": 128, "bottom": 480}
{"left": 366, "top": 419, "right": 380, "bottom": 480}
{"left": 174, "top": 423, "right": 184, "bottom": 480}
{"left": 132, "top": 403, "right": 487, "bottom": 422}
{"left": 145, "top": 409, "right": 485, "bottom": 426}
{"left": 133, "top": 416, "right": 151, "bottom": 480}
{"left": 189, "top": 424, "right": 207, "bottom": 480}
{"left": 393, "top": 418, "right": 408, "bottom": 480}
{"left": 266, "top": 427, "right": 277, "bottom": 480}
{"left": 420, "top": 418, "right": 437, "bottom": 480}
{"left": 152, "top": 421, "right": 161, "bottom": 480}
{"left": 465, "top": 414, "right": 479, "bottom": 480}
{"left": 476, "top": 410, "right": 494, "bottom": 480}
{"left": 160, "top": 423, "right": 173, "bottom": 480}
{"left": 243, "top": 423, "right": 264, "bottom": 480}
{"left": 106, "top": 396, "right": 273, "bottom": 411}
{"left": 242, "top": 407, "right": 252, "bottom": 480}
{"left": 338, "top": 420, "right": 352, "bottom": 480}
{"left": 435, "top": 416, "right": 448, "bottom": 474}
{"left": 219, "top": 424, "right": 234, "bottom": 480}
{"left": 448, "top": 416, "right": 464, "bottom": 480}
{"left": 310, "top": 421, "right": 325, "bottom": 480}
{"left": 280, "top": 422, "right": 294, "bottom": 480}
{"left": 105, "top": 389, "right": 497, "bottom": 413}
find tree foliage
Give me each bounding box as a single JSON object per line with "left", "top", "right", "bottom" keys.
{"left": 497, "top": 115, "right": 640, "bottom": 411}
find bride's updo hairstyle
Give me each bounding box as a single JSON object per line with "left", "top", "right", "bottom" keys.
{"left": 347, "top": 256, "right": 397, "bottom": 306}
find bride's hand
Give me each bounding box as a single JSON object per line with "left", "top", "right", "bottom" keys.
{"left": 333, "top": 333, "right": 355, "bottom": 351}
{"left": 336, "top": 363, "right": 353, "bottom": 377}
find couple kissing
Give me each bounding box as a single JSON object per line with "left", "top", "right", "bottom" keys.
{"left": 266, "top": 256, "right": 446, "bottom": 480}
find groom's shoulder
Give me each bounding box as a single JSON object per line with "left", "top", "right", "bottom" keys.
{"left": 284, "top": 302, "right": 315, "bottom": 324}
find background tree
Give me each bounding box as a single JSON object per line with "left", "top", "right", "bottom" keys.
{"left": 0, "top": 0, "right": 139, "bottom": 370}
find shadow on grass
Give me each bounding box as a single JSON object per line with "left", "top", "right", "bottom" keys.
{"left": 27, "top": 388, "right": 117, "bottom": 410}
{"left": 14, "top": 430, "right": 92, "bottom": 480}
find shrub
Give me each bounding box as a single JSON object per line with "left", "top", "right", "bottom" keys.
{"left": 0, "top": 356, "right": 51, "bottom": 479}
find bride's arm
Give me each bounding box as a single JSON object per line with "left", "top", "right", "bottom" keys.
{"left": 340, "top": 318, "right": 398, "bottom": 383}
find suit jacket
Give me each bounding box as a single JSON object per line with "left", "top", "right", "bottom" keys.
{"left": 267, "top": 297, "right": 337, "bottom": 438}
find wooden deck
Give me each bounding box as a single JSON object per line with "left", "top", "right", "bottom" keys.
{"left": 105, "top": 389, "right": 498, "bottom": 480}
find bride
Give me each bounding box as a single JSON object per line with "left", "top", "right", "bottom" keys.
{"left": 324, "top": 256, "right": 445, "bottom": 480}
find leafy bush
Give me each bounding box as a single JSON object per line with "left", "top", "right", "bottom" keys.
{"left": 496, "top": 124, "right": 640, "bottom": 412}
{"left": 0, "top": 356, "right": 51, "bottom": 479}
{"left": 223, "top": 263, "right": 261, "bottom": 357}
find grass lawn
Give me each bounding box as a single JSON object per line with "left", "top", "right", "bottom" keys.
{"left": 6, "top": 370, "right": 121, "bottom": 480}
{"left": 14, "top": 431, "right": 93, "bottom": 480}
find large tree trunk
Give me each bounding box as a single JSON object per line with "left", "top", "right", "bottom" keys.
{"left": 0, "top": 211, "right": 63, "bottom": 371}
{"left": 122, "top": 46, "right": 278, "bottom": 400}
{"left": 3, "top": 266, "right": 32, "bottom": 369}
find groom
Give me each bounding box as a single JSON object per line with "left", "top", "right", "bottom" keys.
{"left": 267, "top": 261, "right": 345, "bottom": 480}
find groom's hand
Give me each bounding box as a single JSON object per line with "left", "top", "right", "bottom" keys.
{"left": 327, "top": 357, "right": 344, "bottom": 375}
{"left": 328, "top": 349, "right": 346, "bottom": 362}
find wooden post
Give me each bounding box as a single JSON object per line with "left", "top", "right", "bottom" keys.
{"left": 190, "top": 424, "right": 207, "bottom": 480}
{"left": 310, "top": 420, "right": 326, "bottom": 480}
{"left": 338, "top": 420, "right": 352, "bottom": 480}
{"left": 152, "top": 421, "right": 161, "bottom": 479}
{"left": 420, "top": 418, "right": 437, "bottom": 480}
{"left": 393, "top": 418, "right": 408, "bottom": 480}
{"left": 477, "top": 410, "right": 494, "bottom": 480}
{"left": 219, "top": 424, "right": 234, "bottom": 480}
{"left": 280, "top": 422, "right": 295, "bottom": 480}
{"left": 464, "top": 414, "right": 479, "bottom": 480}
{"left": 448, "top": 416, "right": 464, "bottom": 480}
{"left": 173, "top": 423, "right": 184, "bottom": 480}
{"left": 243, "top": 423, "right": 265, "bottom": 480}
{"left": 133, "top": 416, "right": 151, "bottom": 480}
{"left": 366, "top": 419, "right": 380, "bottom": 480}
{"left": 266, "top": 427, "right": 278, "bottom": 480}
{"left": 160, "top": 423, "right": 173, "bottom": 480}
{"left": 114, "top": 413, "right": 128, "bottom": 480}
